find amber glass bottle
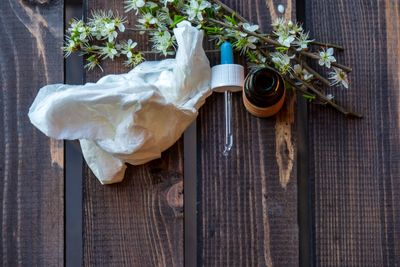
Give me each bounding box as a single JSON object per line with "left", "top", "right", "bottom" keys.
{"left": 242, "top": 67, "right": 286, "bottom": 117}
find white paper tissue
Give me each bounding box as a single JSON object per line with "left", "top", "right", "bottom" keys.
{"left": 28, "top": 21, "right": 212, "bottom": 184}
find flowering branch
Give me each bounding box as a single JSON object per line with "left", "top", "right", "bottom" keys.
{"left": 299, "top": 50, "right": 352, "bottom": 72}
{"left": 63, "top": 0, "right": 361, "bottom": 117}
{"left": 290, "top": 73, "right": 362, "bottom": 117}
{"left": 293, "top": 58, "right": 331, "bottom": 86}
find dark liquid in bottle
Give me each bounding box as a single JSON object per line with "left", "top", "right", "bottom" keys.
{"left": 244, "top": 67, "right": 285, "bottom": 108}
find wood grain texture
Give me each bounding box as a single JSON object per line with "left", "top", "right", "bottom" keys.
{"left": 0, "top": 0, "right": 64, "bottom": 266}
{"left": 306, "top": 0, "right": 400, "bottom": 266}
{"left": 198, "top": 1, "right": 298, "bottom": 266}
{"left": 82, "top": 1, "right": 183, "bottom": 266}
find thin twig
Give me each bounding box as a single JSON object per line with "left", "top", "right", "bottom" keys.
{"left": 300, "top": 51, "right": 352, "bottom": 72}
{"left": 208, "top": 18, "right": 281, "bottom": 46}
{"left": 285, "top": 78, "right": 317, "bottom": 98}
{"left": 291, "top": 73, "right": 362, "bottom": 117}
{"left": 258, "top": 48, "right": 270, "bottom": 59}
{"left": 310, "top": 41, "right": 344, "bottom": 51}
{"left": 293, "top": 57, "right": 331, "bottom": 86}
{"left": 126, "top": 28, "right": 157, "bottom": 32}
{"left": 211, "top": 0, "right": 248, "bottom": 24}
{"left": 139, "top": 49, "right": 220, "bottom": 54}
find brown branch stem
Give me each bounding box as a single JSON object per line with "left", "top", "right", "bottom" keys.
{"left": 207, "top": 18, "right": 281, "bottom": 46}
{"left": 310, "top": 41, "right": 344, "bottom": 51}
{"left": 285, "top": 78, "right": 316, "bottom": 97}
{"left": 126, "top": 28, "right": 157, "bottom": 32}
{"left": 293, "top": 57, "right": 331, "bottom": 86}
{"left": 300, "top": 51, "right": 352, "bottom": 72}
{"left": 211, "top": 0, "right": 248, "bottom": 24}
{"left": 291, "top": 73, "right": 362, "bottom": 118}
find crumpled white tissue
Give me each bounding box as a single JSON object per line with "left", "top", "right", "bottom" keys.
{"left": 28, "top": 21, "right": 212, "bottom": 184}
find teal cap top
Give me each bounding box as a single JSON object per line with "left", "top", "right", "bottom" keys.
{"left": 220, "top": 41, "right": 234, "bottom": 64}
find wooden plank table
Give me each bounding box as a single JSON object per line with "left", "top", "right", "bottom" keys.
{"left": 0, "top": 0, "right": 399, "bottom": 266}
{"left": 0, "top": 0, "right": 64, "bottom": 266}
{"left": 307, "top": 1, "right": 400, "bottom": 265}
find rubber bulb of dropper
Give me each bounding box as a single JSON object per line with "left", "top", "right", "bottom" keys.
{"left": 220, "top": 41, "right": 234, "bottom": 65}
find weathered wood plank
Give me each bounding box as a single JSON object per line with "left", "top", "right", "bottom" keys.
{"left": 82, "top": 1, "right": 183, "bottom": 266}
{"left": 198, "top": 1, "right": 298, "bottom": 266}
{"left": 0, "top": 0, "right": 64, "bottom": 266}
{"left": 306, "top": 0, "right": 400, "bottom": 265}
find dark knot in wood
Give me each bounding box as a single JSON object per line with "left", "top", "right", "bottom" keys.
{"left": 166, "top": 181, "right": 183, "bottom": 216}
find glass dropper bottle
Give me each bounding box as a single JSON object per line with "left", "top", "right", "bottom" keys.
{"left": 210, "top": 42, "right": 244, "bottom": 156}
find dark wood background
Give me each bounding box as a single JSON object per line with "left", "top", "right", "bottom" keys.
{"left": 307, "top": 1, "right": 400, "bottom": 266}
{"left": 0, "top": 0, "right": 64, "bottom": 266}
{"left": 0, "top": 0, "right": 399, "bottom": 266}
{"left": 198, "top": 1, "right": 298, "bottom": 266}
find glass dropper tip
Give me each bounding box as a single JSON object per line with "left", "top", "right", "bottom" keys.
{"left": 220, "top": 42, "right": 234, "bottom": 157}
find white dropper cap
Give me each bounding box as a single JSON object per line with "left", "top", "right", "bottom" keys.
{"left": 211, "top": 42, "right": 244, "bottom": 93}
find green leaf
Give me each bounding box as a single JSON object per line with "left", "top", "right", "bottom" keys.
{"left": 275, "top": 46, "right": 289, "bottom": 53}
{"left": 302, "top": 93, "right": 316, "bottom": 102}
{"left": 170, "top": 15, "right": 187, "bottom": 28}
{"left": 223, "top": 14, "right": 237, "bottom": 26}
{"left": 203, "top": 26, "right": 222, "bottom": 35}
{"left": 246, "top": 51, "right": 258, "bottom": 62}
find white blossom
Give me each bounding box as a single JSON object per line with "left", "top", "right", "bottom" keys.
{"left": 156, "top": 8, "right": 173, "bottom": 29}
{"left": 229, "top": 28, "right": 247, "bottom": 38}
{"left": 77, "top": 28, "right": 89, "bottom": 42}
{"left": 185, "top": 0, "right": 211, "bottom": 21}
{"left": 125, "top": 0, "right": 146, "bottom": 13}
{"left": 124, "top": 53, "right": 144, "bottom": 67}
{"left": 294, "top": 31, "right": 313, "bottom": 51}
{"left": 271, "top": 17, "right": 286, "bottom": 32}
{"left": 293, "top": 64, "right": 313, "bottom": 81}
{"left": 97, "top": 42, "right": 119, "bottom": 60}
{"left": 66, "top": 19, "right": 90, "bottom": 43}
{"left": 114, "top": 18, "right": 126, "bottom": 32}
{"left": 138, "top": 12, "right": 159, "bottom": 26}
{"left": 287, "top": 20, "right": 303, "bottom": 34}
{"left": 234, "top": 35, "right": 258, "bottom": 54}
{"left": 329, "top": 67, "right": 349, "bottom": 89}
{"left": 101, "top": 22, "right": 118, "bottom": 42}
{"left": 318, "top": 47, "right": 336, "bottom": 68}
{"left": 277, "top": 31, "right": 295, "bottom": 47}
{"left": 326, "top": 94, "right": 335, "bottom": 100}
{"left": 62, "top": 39, "right": 77, "bottom": 57}
{"left": 271, "top": 52, "right": 294, "bottom": 74}
{"left": 88, "top": 10, "right": 126, "bottom": 41}
{"left": 161, "top": 0, "right": 174, "bottom": 5}
{"left": 84, "top": 55, "right": 103, "bottom": 71}
{"left": 120, "top": 39, "right": 138, "bottom": 58}
{"left": 272, "top": 18, "right": 302, "bottom": 47}
{"left": 242, "top": 23, "right": 259, "bottom": 32}
{"left": 117, "top": 39, "right": 144, "bottom": 67}
{"left": 151, "top": 30, "right": 176, "bottom": 55}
